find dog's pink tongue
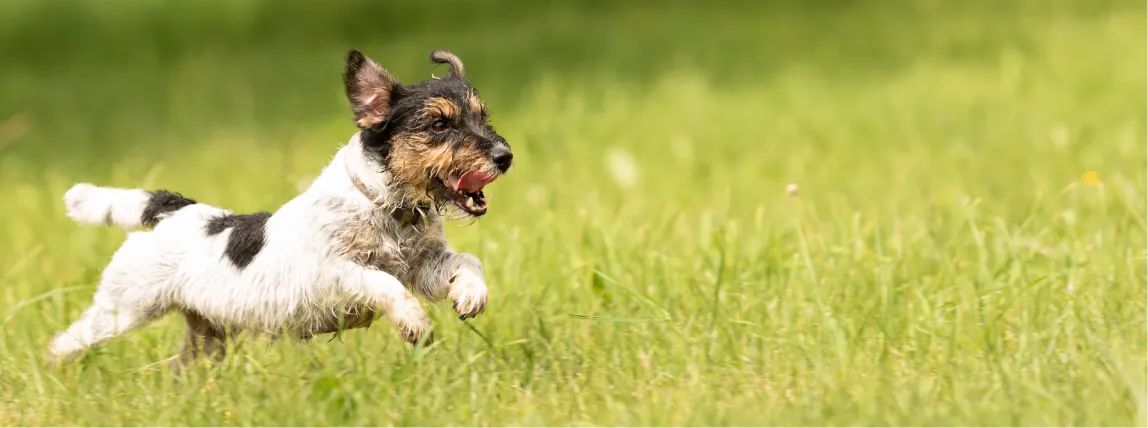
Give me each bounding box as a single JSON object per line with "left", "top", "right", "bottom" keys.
{"left": 453, "top": 171, "right": 495, "bottom": 193}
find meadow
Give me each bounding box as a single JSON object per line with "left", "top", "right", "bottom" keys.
{"left": 0, "top": 0, "right": 1145, "bottom": 425}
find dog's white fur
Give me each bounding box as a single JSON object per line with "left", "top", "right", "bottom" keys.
{"left": 49, "top": 134, "right": 488, "bottom": 363}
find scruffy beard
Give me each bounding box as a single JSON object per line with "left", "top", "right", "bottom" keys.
{"left": 369, "top": 140, "right": 498, "bottom": 219}
{"left": 379, "top": 164, "right": 495, "bottom": 219}
{"left": 376, "top": 178, "right": 482, "bottom": 222}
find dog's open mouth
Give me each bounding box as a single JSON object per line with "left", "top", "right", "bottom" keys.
{"left": 437, "top": 171, "right": 496, "bottom": 216}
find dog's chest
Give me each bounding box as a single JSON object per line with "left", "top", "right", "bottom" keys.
{"left": 325, "top": 203, "right": 435, "bottom": 277}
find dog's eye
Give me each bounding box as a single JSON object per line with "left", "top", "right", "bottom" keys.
{"left": 431, "top": 120, "right": 449, "bottom": 133}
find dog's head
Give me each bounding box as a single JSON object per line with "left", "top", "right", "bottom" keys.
{"left": 344, "top": 49, "right": 512, "bottom": 217}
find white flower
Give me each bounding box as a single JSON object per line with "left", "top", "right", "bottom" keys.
{"left": 606, "top": 147, "right": 639, "bottom": 189}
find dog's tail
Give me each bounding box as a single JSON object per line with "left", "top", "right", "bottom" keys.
{"left": 64, "top": 183, "right": 198, "bottom": 230}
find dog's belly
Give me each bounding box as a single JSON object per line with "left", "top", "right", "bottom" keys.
{"left": 167, "top": 200, "right": 420, "bottom": 336}
{"left": 169, "top": 242, "right": 380, "bottom": 336}
{"left": 300, "top": 304, "right": 378, "bottom": 339}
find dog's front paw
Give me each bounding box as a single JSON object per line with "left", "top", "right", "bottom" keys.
{"left": 448, "top": 268, "right": 487, "bottom": 320}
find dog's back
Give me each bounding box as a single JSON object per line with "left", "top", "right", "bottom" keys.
{"left": 58, "top": 180, "right": 359, "bottom": 327}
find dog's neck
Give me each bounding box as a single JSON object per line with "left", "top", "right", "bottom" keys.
{"left": 343, "top": 134, "right": 430, "bottom": 230}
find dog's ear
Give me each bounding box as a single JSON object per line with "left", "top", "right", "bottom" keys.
{"left": 430, "top": 50, "right": 466, "bottom": 80}
{"left": 344, "top": 50, "right": 399, "bottom": 129}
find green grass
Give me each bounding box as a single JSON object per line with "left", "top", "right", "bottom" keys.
{"left": 1, "top": 0, "right": 1145, "bottom": 425}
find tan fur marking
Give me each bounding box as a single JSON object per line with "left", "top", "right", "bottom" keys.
{"left": 387, "top": 132, "right": 455, "bottom": 196}
{"left": 383, "top": 130, "right": 501, "bottom": 214}
{"left": 466, "top": 91, "right": 483, "bottom": 113}
{"left": 424, "top": 97, "right": 457, "bottom": 120}
{"left": 449, "top": 139, "right": 492, "bottom": 176}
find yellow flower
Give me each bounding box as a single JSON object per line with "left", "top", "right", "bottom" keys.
{"left": 1081, "top": 171, "right": 1102, "bottom": 187}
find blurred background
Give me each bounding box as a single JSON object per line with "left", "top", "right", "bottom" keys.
{"left": 2, "top": 0, "right": 1144, "bottom": 200}
{"left": 0, "top": 0, "right": 1144, "bottom": 425}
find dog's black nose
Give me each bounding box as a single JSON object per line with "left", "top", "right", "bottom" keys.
{"left": 491, "top": 147, "right": 513, "bottom": 173}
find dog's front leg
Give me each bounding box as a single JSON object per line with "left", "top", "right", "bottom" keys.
{"left": 409, "top": 249, "right": 488, "bottom": 320}
{"left": 446, "top": 253, "right": 488, "bottom": 320}
{"left": 346, "top": 267, "right": 433, "bottom": 345}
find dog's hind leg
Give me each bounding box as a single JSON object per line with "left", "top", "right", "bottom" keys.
{"left": 47, "top": 295, "right": 161, "bottom": 364}
{"left": 171, "top": 310, "right": 228, "bottom": 369}
{"left": 48, "top": 233, "right": 172, "bottom": 364}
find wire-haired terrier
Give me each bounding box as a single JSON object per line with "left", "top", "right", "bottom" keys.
{"left": 50, "top": 50, "right": 512, "bottom": 366}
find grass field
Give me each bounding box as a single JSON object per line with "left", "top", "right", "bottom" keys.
{"left": 0, "top": 0, "right": 1145, "bottom": 426}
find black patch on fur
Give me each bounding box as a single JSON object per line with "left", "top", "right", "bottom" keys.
{"left": 204, "top": 212, "right": 272, "bottom": 269}
{"left": 359, "top": 126, "right": 395, "bottom": 161}
{"left": 141, "top": 190, "right": 197, "bottom": 228}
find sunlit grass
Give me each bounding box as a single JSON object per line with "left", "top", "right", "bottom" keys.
{"left": 0, "top": 0, "right": 1144, "bottom": 426}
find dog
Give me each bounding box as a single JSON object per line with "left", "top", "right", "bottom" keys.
{"left": 48, "top": 49, "right": 512, "bottom": 366}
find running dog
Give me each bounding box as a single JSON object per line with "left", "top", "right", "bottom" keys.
{"left": 49, "top": 49, "right": 512, "bottom": 365}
